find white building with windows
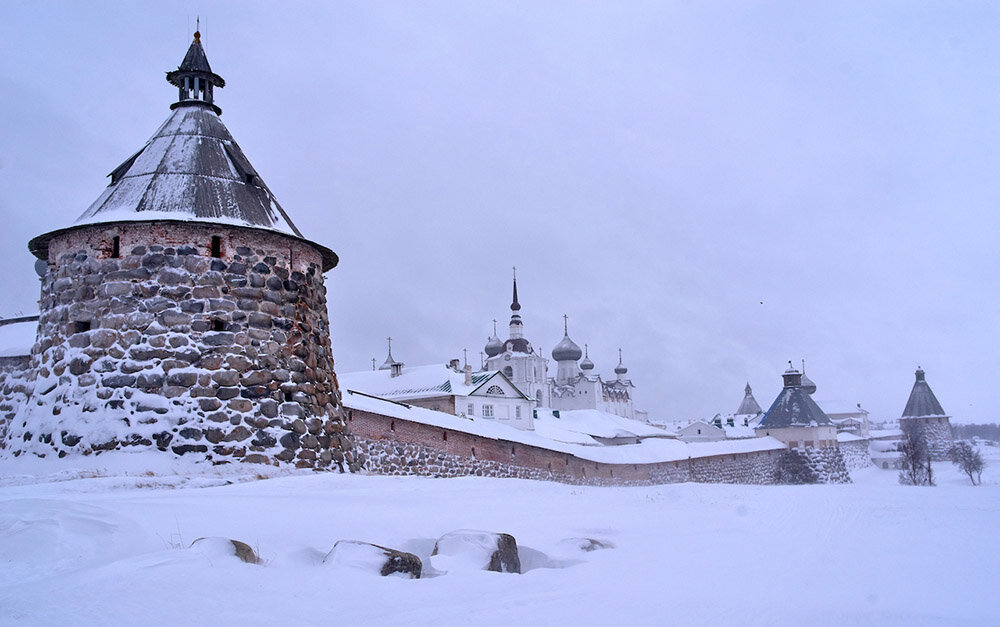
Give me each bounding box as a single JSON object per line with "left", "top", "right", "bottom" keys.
{"left": 338, "top": 361, "right": 536, "bottom": 430}
{"left": 483, "top": 273, "right": 551, "bottom": 407}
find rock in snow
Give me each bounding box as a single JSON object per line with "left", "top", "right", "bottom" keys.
{"left": 189, "top": 537, "right": 260, "bottom": 564}
{"left": 431, "top": 530, "right": 521, "bottom": 574}
{"left": 323, "top": 540, "right": 422, "bottom": 578}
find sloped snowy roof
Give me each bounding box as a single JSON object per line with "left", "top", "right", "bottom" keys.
{"left": 28, "top": 55, "right": 338, "bottom": 271}
{"left": 901, "top": 368, "right": 947, "bottom": 418}
{"left": 534, "top": 408, "right": 675, "bottom": 441}
{"left": 341, "top": 390, "right": 785, "bottom": 464}
{"left": 339, "top": 363, "right": 529, "bottom": 401}
{"left": 75, "top": 106, "right": 300, "bottom": 235}
{"left": 0, "top": 319, "right": 36, "bottom": 357}
{"left": 757, "top": 386, "right": 834, "bottom": 429}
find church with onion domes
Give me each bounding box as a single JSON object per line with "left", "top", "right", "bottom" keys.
{"left": 481, "top": 272, "right": 641, "bottom": 421}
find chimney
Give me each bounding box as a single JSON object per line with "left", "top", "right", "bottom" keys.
{"left": 390, "top": 362, "right": 403, "bottom": 378}
{"left": 464, "top": 364, "right": 472, "bottom": 386}
{"left": 449, "top": 358, "right": 460, "bottom": 371}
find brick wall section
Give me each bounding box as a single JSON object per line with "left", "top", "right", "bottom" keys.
{"left": 347, "top": 407, "right": 783, "bottom": 486}
{"left": 1, "top": 222, "right": 358, "bottom": 471}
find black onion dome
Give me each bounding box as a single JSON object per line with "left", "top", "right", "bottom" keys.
{"left": 484, "top": 335, "right": 503, "bottom": 358}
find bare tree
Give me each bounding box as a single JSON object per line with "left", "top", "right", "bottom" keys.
{"left": 898, "top": 420, "right": 934, "bottom": 486}
{"left": 950, "top": 441, "right": 985, "bottom": 486}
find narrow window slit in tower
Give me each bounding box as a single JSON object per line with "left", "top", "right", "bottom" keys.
{"left": 210, "top": 236, "right": 222, "bottom": 258}
{"left": 442, "top": 431, "right": 448, "bottom": 441}
{"left": 211, "top": 319, "right": 225, "bottom": 332}
{"left": 111, "top": 236, "right": 120, "bottom": 259}
{"left": 283, "top": 391, "right": 293, "bottom": 402}
{"left": 72, "top": 321, "right": 91, "bottom": 334}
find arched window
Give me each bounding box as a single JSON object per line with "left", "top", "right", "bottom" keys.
{"left": 485, "top": 385, "right": 505, "bottom": 396}
{"left": 503, "top": 366, "right": 513, "bottom": 378}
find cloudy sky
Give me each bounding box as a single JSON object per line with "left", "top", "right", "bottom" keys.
{"left": 1, "top": 2, "right": 997, "bottom": 423}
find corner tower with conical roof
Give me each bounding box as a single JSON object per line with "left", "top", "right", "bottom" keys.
{"left": 899, "top": 367, "right": 954, "bottom": 459}
{"left": 3, "top": 32, "right": 358, "bottom": 471}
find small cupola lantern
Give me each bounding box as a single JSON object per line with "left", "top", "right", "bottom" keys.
{"left": 166, "top": 27, "right": 226, "bottom": 115}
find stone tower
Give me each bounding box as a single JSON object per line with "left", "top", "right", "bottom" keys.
{"left": 900, "top": 367, "right": 954, "bottom": 460}
{"left": 2, "top": 31, "right": 360, "bottom": 471}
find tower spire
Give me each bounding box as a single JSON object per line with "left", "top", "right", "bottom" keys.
{"left": 508, "top": 267, "right": 523, "bottom": 339}
{"left": 166, "top": 27, "right": 226, "bottom": 115}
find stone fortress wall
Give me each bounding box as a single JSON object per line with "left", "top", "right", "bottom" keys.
{"left": 902, "top": 416, "right": 954, "bottom": 460}
{"left": 1, "top": 221, "right": 360, "bottom": 471}
{"left": 347, "top": 407, "right": 785, "bottom": 486}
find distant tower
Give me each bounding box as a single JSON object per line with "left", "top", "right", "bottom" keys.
{"left": 756, "top": 363, "right": 838, "bottom": 450}
{"left": 900, "top": 367, "right": 954, "bottom": 460}
{"left": 2, "top": 31, "right": 358, "bottom": 471}
{"left": 735, "top": 382, "right": 763, "bottom": 417}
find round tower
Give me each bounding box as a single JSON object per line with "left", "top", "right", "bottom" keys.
{"left": 2, "top": 32, "right": 359, "bottom": 471}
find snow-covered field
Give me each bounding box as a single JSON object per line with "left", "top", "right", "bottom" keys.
{"left": 1, "top": 450, "right": 997, "bottom": 626}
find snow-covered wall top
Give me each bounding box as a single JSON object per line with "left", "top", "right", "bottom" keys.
{"left": 342, "top": 390, "right": 785, "bottom": 464}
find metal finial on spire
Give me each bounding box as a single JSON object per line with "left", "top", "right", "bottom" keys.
{"left": 619, "top": 348, "right": 623, "bottom": 364}
{"left": 194, "top": 16, "right": 201, "bottom": 41}
{"left": 492, "top": 319, "right": 497, "bottom": 335}
{"left": 563, "top": 314, "right": 569, "bottom": 336}
{"left": 463, "top": 348, "right": 468, "bottom": 368}
{"left": 371, "top": 357, "right": 376, "bottom": 371}
{"left": 387, "top": 336, "right": 393, "bottom": 358}
{"left": 584, "top": 343, "right": 589, "bottom": 357}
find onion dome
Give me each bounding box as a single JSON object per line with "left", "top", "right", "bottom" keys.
{"left": 484, "top": 320, "right": 503, "bottom": 357}
{"left": 800, "top": 360, "right": 817, "bottom": 395}
{"left": 551, "top": 315, "right": 583, "bottom": 362}
{"left": 614, "top": 348, "right": 628, "bottom": 375}
{"left": 580, "top": 344, "right": 594, "bottom": 371}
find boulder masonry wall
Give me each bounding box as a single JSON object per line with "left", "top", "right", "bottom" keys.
{"left": 1, "top": 221, "right": 360, "bottom": 471}
{"left": 347, "top": 407, "right": 784, "bottom": 486}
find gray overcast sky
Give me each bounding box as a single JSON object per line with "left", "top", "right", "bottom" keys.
{"left": 1, "top": 2, "right": 997, "bottom": 424}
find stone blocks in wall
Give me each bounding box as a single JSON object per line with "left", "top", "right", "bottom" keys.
{"left": 2, "top": 222, "right": 357, "bottom": 471}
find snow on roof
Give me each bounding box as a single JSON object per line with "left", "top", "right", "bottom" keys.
{"left": 339, "top": 364, "right": 527, "bottom": 401}
{"left": 534, "top": 408, "right": 675, "bottom": 440}
{"left": 837, "top": 432, "right": 865, "bottom": 442}
{"left": 723, "top": 425, "right": 757, "bottom": 439}
{"left": 819, "top": 400, "right": 870, "bottom": 415}
{"left": 341, "top": 390, "right": 785, "bottom": 464}
{"left": 0, "top": 320, "right": 36, "bottom": 357}
{"left": 73, "top": 106, "right": 301, "bottom": 237}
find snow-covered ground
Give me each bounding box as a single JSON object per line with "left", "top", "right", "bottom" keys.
{"left": 1, "top": 448, "right": 998, "bottom": 626}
